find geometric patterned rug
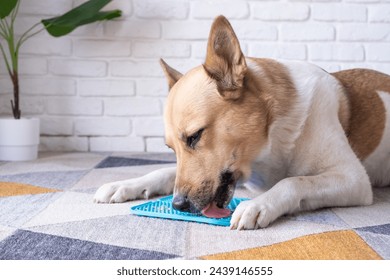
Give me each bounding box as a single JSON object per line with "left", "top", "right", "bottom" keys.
{"left": 1, "top": 152, "right": 389, "bottom": 260}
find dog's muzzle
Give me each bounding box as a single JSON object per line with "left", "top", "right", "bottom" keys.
{"left": 172, "top": 170, "right": 237, "bottom": 216}
{"left": 172, "top": 194, "right": 199, "bottom": 213}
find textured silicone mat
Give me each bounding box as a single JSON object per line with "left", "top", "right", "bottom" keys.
{"left": 130, "top": 195, "right": 249, "bottom": 226}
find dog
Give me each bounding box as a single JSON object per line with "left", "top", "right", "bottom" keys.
{"left": 94, "top": 15, "right": 390, "bottom": 230}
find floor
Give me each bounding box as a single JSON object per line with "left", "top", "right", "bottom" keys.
{"left": 0, "top": 152, "right": 389, "bottom": 260}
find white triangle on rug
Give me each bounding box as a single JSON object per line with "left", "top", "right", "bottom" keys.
{"left": 22, "top": 191, "right": 141, "bottom": 228}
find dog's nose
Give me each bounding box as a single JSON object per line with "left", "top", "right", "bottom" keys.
{"left": 172, "top": 194, "right": 191, "bottom": 212}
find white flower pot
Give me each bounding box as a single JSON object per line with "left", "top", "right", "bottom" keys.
{"left": 0, "top": 118, "right": 40, "bottom": 161}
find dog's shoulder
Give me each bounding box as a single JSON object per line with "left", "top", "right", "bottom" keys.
{"left": 247, "top": 59, "right": 335, "bottom": 184}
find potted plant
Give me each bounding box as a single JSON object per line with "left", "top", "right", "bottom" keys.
{"left": 0, "top": 0, "right": 121, "bottom": 161}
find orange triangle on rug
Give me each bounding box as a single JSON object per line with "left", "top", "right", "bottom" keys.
{"left": 0, "top": 182, "right": 59, "bottom": 197}
{"left": 201, "top": 230, "right": 382, "bottom": 260}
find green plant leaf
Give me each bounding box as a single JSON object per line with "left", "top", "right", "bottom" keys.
{"left": 41, "top": 0, "right": 121, "bottom": 37}
{"left": 0, "top": 0, "right": 18, "bottom": 19}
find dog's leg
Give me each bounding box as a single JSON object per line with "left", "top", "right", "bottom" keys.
{"left": 93, "top": 167, "right": 176, "bottom": 203}
{"left": 230, "top": 169, "right": 373, "bottom": 230}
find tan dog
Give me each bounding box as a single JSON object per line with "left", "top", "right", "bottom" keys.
{"left": 94, "top": 16, "right": 390, "bottom": 230}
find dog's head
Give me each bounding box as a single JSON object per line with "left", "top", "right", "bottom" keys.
{"left": 161, "top": 16, "right": 268, "bottom": 217}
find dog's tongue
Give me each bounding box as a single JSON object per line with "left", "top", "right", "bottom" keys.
{"left": 201, "top": 202, "right": 231, "bottom": 218}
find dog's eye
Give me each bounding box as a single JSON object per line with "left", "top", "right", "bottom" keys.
{"left": 187, "top": 129, "right": 204, "bottom": 149}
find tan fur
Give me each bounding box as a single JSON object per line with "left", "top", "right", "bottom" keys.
{"left": 246, "top": 58, "right": 297, "bottom": 133}
{"left": 333, "top": 69, "right": 390, "bottom": 160}
{"left": 160, "top": 58, "right": 183, "bottom": 89}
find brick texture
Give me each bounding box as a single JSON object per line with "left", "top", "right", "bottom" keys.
{"left": 0, "top": 0, "right": 389, "bottom": 152}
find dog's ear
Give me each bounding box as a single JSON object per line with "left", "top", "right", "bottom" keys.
{"left": 203, "top": 15, "right": 247, "bottom": 100}
{"left": 160, "top": 59, "right": 183, "bottom": 90}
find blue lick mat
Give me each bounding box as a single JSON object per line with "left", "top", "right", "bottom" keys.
{"left": 130, "top": 195, "right": 249, "bottom": 226}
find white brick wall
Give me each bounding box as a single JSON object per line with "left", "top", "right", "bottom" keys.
{"left": 1, "top": 0, "right": 390, "bottom": 153}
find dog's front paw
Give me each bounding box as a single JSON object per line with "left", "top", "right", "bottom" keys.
{"left": 93, "top": 180, "right": 146, "bottom": 204}
{"left": 93, "top": 182, "right": 126, "bottom": 203}
{"left": 230, "top": 198, "right": 277, "bottom": 230}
